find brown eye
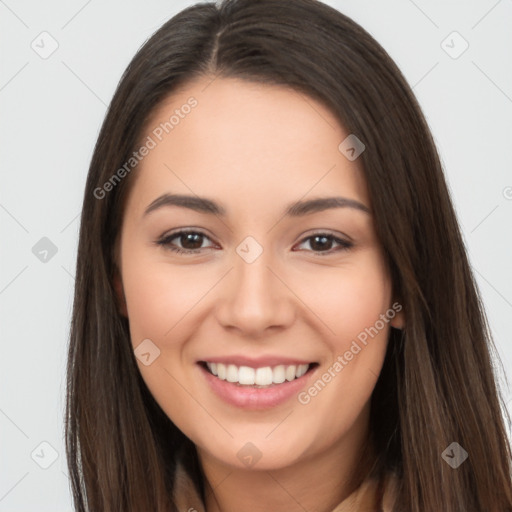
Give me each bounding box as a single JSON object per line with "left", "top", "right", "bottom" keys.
{"left": 295, "top": 233, "right": 353, "bottom": 255}
{"left": 176, "top": 232, "right": 204, "bottom": 250}
{"left": 156, "top": 230, "right": 215, "bottom": 254}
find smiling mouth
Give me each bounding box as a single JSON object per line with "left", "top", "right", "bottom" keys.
{"left": 199, "top": 361, "right": 319, "bottom": 388}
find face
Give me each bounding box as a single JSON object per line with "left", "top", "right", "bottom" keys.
{"left": 115, "top": 76, "right": 404, "bottom": 471}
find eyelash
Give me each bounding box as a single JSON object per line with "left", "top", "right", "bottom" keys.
{"left": 155, "top": 229, "right": 353, "bottom": 256}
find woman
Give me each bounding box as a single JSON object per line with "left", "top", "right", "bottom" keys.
{"left": 65, "top": 0, "right": 512, "bottom": 510}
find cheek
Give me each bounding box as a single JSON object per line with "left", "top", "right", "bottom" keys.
{"left": 292, "top": 252, "right": 391, "bottom": 409}
{"left": 294, "top": 252, "right": 392, "bottom": 344}
{"left": 121, "top": 249, "right": 206, "bottom": 345}
{"left": 120, "top": 247, "right": 204, "bottom": 429}
{"left": 297, "top": 256, "right": 392, "bottom": 417}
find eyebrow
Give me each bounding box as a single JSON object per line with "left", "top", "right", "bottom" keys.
{"left": 143, "top": 193, "right": 371, "bottom": 218}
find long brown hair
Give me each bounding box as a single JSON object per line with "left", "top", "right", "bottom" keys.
{"left": 65, "top": 0, "right": 512, "bottom": 510}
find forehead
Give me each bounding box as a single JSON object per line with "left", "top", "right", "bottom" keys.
{"left": 127, "top": 76, "right": 369, "bottom": 217}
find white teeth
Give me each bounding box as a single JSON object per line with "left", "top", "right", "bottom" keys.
{"left": 285, "top": 365, "right": 296, "bottom": 381}
{"left": 205, "top": 362, "right": 311, "bottom": 386}
{"left": 255, "top": 366, "right": 273, "bottom": 385}
{"left": 239, "top": 366, "right": 255, "bottom": 385}
{"left": 226, "top": 364, "right": 238, "bottom": 383}
{"left": 217, "top": 363, "right": 226, "bottom": 380}
{"left": 296, "top": 364, "right": 309, "bottom": 378}
{"left": 272, "top": 365, "right": 286, "bottom": 384}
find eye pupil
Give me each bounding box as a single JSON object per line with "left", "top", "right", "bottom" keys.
{"left": 310, "top": 235, "right": 332, "bottom": 251}
{"left": 181, "top": 233, "right": 203, "bottom": 249}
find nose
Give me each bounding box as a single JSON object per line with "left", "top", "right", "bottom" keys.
{"left": 215, "top": 245, "right": 296, "bottom": 337}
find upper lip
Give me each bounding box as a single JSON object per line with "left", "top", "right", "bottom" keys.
{"left": 198, "top": 355, "right": 316, "bottom": 368}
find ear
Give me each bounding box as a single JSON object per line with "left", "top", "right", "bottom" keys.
{"left": 113, "top": 269, "right": 128, "bottom": 318}
{"left": 389, "top": 300, "right": 405, "bottom": 330}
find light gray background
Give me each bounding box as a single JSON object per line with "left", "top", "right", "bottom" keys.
{"left": 1, "top": 0, "right": 511, "bottom": 510}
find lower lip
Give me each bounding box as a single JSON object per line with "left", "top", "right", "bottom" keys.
{"left": 198, "top": 363, "right": 318, "bottom": 410}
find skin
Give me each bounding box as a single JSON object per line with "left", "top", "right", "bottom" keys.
{"left": 114, "top": 76, "right": 405, "bottom": 512}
